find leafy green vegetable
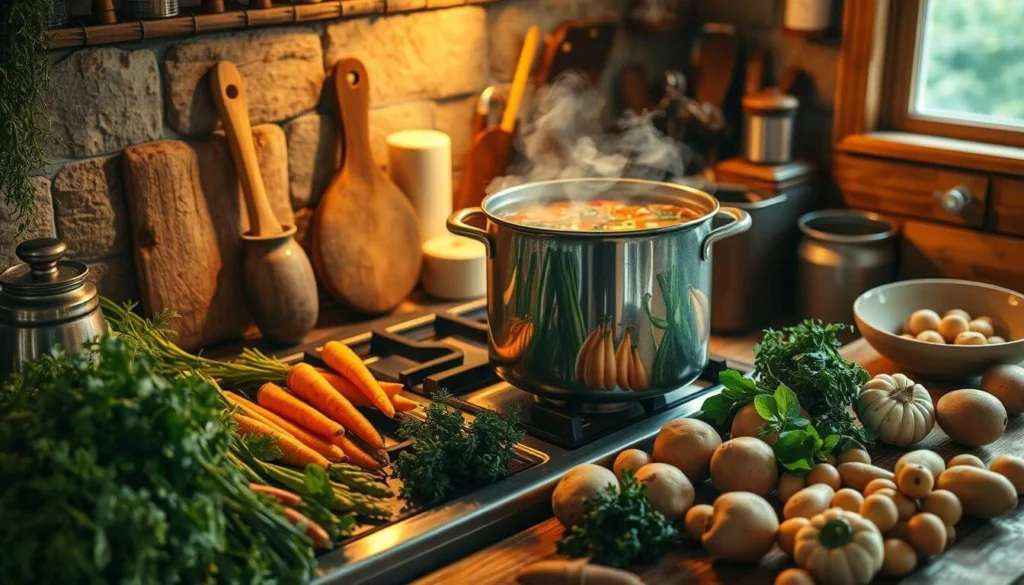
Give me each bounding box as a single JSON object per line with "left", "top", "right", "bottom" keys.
{"left": 394, "top": 392, "right": 524, "bottom": 505}
{"left": 556, "top": 472, "right": 681, "bottom": 567}
{"left": 700, "top": 369, "right": 764, "bottom": 425}
{"left": 0, "top": 339, "right": 315, "bottom": 585}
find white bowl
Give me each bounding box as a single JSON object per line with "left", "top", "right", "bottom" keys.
{"left": 854, "top": 279, "right": 1024, "bottom": 379}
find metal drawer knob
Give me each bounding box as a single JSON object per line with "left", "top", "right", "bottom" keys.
{"left": 938, "top": 187, "right": 971, "bottom": 215}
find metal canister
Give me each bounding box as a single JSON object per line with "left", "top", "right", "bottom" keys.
{"left": 0, "top": 238, "right": 107, "bottom": 377}
{"left": 797, "top": 210, "right": 898, "bottom": 326}
{"left": 741, "top": 88, "right": 799, "bottom": 164}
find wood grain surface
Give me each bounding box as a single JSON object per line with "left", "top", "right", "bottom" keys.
{"left": 900, "top": 220, "right": 1024, "bottom": 294}
{"left": 415, "top": 338, "right": 1024, "bottom": 585}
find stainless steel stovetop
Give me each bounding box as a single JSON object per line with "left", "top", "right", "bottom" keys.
{"left": 283, "top": 299, "right": 734, "bottom": 585}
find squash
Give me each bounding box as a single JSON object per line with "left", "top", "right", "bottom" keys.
{"left": 793, "top": 508, "right": 884, "bottom": 585}
{"left": 855, "top": 373, "right": 935, "bottom": 446}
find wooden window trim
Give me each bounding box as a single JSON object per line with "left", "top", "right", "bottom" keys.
{"left": 833, "top": 0, "right": 1024, "bottom": 177}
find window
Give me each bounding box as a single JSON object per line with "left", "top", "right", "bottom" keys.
{"left": 886, "top": 0, "right": 1024, "bottom": 147}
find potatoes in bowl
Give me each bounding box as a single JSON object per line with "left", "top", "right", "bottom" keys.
{"left": 854, "top": 279, "right": 1024, "bottom": 379}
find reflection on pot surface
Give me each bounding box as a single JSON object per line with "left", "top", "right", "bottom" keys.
{"left": 450, "top": 178, "right": 751, "bottom": 401}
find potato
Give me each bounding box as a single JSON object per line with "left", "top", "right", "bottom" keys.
{"left": 976, "top": 315, "right": 994, "bottom": 325}
{"left": 710, "top": 437, "right": 777, "bottom": 496}
{"left": 968, "top": 319, "right": 995, "bottom": 337}
{"left": 702, "top": 492, "right": 779, "bottom": 562}
{"left": 938, "top": 314, "right": 970, "bottom": 342}
{"left": 947, "top": 453, "right": 986, "bottom": 469}
{"left": 936, "top": 389, "right": 1008, "bottom": 447}
{"left": 954, "top": 331, "right": 987, "bottom": 346}
{"left": 807, "top": 463, "right": 841, "bottom": 490}
{"left": 944, "top": 309, "right": 971, "bottom": 321}
{"left": 653, "top": 419, "right": 721, "bottom": 483}
{"left": 896, "top": 464, "right": 934, "bottom": 499}
{"left": 777, "top": 472, "right": 808, "bottom": 504}
{"left": 634, "top": 463, "right": 694, "bottom": 521}
{"left": 831, "top": 488, "right": 865, "bottom": 512}
{"left": 613, "top": 449, "right": 652, "bottom": 479}
{"left": 921, "top": 489, "right": 962, "bottom": 526}
{"left": 517, "top": 559, "right": 643, "bottom": 585}
{"left": 916, "top": 330, "right": 945, "bottom": 344}
{"left": 864, "top": 478, "right": 898, "bottom": 496}
{"left": 988, "top": 336, "right": 1007, "bottom": 344}
{"left": 888, "top": 520, "right": 910, "bottom": 541}
{"left": 907, "top": 512, "right": 946, "bottom": 556}
{"left": 908, "top": 310, "right": 941, "bottom": 335}
{"left": 778, "top": 517, "right": 810, "bottom": 556}
{"left": 945, "top": 523, "right": 956, "bottom": 546}
{"left": 982, "top": 364, "right": 1024, "bottom": 414}
{"left": 895, "top": 450, "right": 945, "bottom": 479}
{"left": 684, "top": 504, "right": 714, "bottom": 540}
{"left": 552, "top": 464, "right": 618, "bottom": 527}
{"left": 881, "top": 538, "right": 917, "bottom": 577}
{"left": 873, "top": 488, "right": 898, "bottom": 498}
{"left": 783, "top": 484, "right": 835, "bottom": 519}
{"left": 836, "top": 448, "right": 871, "bottom": 465}
{"left": 891, "top": 492, "right": 918, "bottom": 521}
{"left": 730, "top": 403, "right": 774, "bottom": 445}
{"left": 935, "top": 466, "right": 1018, "bottom": 518}
{"left": 775, "top": 568, "right": 815, "bottom": 585}
{"left": 837, "top": 462, "right": 894, "bottom": 491}
{"left": 860, "top": 494, "right": 899, "bottom": 532}
{"left": 989, "top": 454, "right": 1024, "bottom": 494}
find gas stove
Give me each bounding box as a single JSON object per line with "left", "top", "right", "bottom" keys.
{"left": 291, "top": 299, "right": 739, "bottom": 585}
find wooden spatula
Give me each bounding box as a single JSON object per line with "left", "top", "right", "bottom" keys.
{"left": 454, "top": 25, "right": 540, "bottom": 210}
{"left": 311, "top": 57, "right": 423, "bottom": 315}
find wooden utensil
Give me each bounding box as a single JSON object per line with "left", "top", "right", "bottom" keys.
{"left": 210, "top": 60, "right": 319, "bottom": 344}
{"left": 454, "top": 25, "right": 540, "bottom": 211}
{"left": 311, "top": 57, "right": 423, "bottom": 315}
{"left": 535, "top": 18, "right": 618, "bottom": 86}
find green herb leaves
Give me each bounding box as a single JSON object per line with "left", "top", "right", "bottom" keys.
{"left": 556, "top": 473, "right": 680, "bottom": 567}
{"left": 700, "top": 369, "right": 762, "bottom": 425}
{"left": 394, "top": 392, "right": 524, "bottom": 505}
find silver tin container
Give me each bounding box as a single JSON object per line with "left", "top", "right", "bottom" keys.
{"left": 448, "top": 178, "right": 751, "bottom": 401}
{"left": 117, "top": 0, "right": 178, "bottom": 18}
{"left": 797, "top": 210, "right": 898, "bottom": 326}
{"left": 0, "top": 238, "right": 107, "bottom": 378}
{"left": 742, "top": 88, "right": 799, "bottom": 164}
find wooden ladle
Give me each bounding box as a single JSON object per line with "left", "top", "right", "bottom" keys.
{"left": 210, "top": 60, "right": 319, "bottom": 344}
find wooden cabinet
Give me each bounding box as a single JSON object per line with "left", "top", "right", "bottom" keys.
{"left": 901, "top": 221, "right": 1024, "bottom": 293}
{"left": 990, "top": 178, "right": 1024, "bottom": 237}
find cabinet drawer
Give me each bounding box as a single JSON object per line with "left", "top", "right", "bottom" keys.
{"left": 991, "top": 178, "right": 1024, "bottom": 237}
{"left": 901, "top": 221, "right": 1024, "bottom": 293}
{"left": 835, "top": 153, "right": 989, "bottom": 227}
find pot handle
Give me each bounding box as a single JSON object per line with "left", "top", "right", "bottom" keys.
{"left": 701, "top": 206, "right": 752, "bottom": 261}
{"left": 447, "top": 207, "right": 494, "bottom": 257}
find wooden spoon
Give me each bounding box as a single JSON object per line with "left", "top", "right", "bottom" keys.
{"left": 454, "top": 25, "right": 540, "bottom": 210}
{"left": 311, "top": 57, "right": 423, "bottom": 315}
{"left": 210, "top": 60, "right": 319, "bottom": 344}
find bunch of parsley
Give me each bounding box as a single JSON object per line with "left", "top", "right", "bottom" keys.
{"left": 394, "top": 392, "right": 524, "bottom": 505}
{"left": 556, "top": 472, "right": 680, "bottom": 567}
{"left": 0, "top": 338, "right": 315, "bottom": 585}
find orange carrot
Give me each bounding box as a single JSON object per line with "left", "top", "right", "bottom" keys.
{"left": 319, "top": 371, "right": 419, "bottom": 413}
{"left": 281, "top": 507, "right": 332, "bottom": 548}
{"left": 232, "top": 413, "right": 330, "bottom": 469}
{"left": 257, "top": 382, "right": 345, "bottom": 438}
{"left": 249, "top": 483, "right": 302, "bottom": 507}
{"left": 286, "top": 364, "right": 384, "bottom": 450}
{"left": 332, "top": 434, "right": 385, "bottom": 470}
{"left": 321, "top": 341, "right": 395, "bottom": 417}
{"left": 229, "top": 392, "right": 346, "bottom": 462}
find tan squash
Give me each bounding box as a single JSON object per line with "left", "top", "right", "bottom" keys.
{"left": 793, "top": 508, "right": 884, "bottom": 585}
{"left": 855, "top": 373, "right": 935, "bottom": 447}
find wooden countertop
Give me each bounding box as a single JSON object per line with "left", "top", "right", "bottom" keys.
{"left": 414, "top": 339, "right": 1024, "bottom": 585}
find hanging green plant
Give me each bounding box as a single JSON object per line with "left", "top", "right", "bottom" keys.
{"left": 0, "top": 0, "right": 54, "bottom": 230}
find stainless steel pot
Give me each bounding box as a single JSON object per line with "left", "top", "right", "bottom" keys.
{"left": 0, "top": 238, "right": 107, "bottom": 378}
{"left": 448, "top": 178, "right": 751, "bottom": 401}
{"left": 741, "top": 88, "right": 798, "bottom": 164}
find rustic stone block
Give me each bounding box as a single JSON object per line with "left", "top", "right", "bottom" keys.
{"left": 163, "top": 28, "right": 324, "bottom": 135}
{"left": 0, "top": 178, "right": 56, "bottom": 271}
{"left": 435, "top": 95, "right": 478, "bottom": 169}
{"left": 48, "top": 48, "right": 162, "bottom": 158}
{"left": 284, "top": 113, "right": 342, "bottom": 209}
{"left": 86, "top": 255, "right": 140, "bottom": 303}
{"left": 52, "top": 156, "right": 131, "bottom": 262}
{"left": 369, "top": 101, "right": 437, "bottom": 170}
{"left": 121, "top": 125, "right": 293, "bottom": 350}
{"left": 324, "top": 7, "right": 488, "bottom": 106}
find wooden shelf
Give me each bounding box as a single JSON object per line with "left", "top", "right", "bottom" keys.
{"left": 47, "top": 0, "right": 496, "bottom": 50}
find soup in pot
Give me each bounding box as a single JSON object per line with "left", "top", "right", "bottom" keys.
{"left": 497, "top": 199, "right": 702, "bottom": 231}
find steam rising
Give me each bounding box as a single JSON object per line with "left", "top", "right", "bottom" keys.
{"left": 487, "top": 73, "right": 693, "bottom": 197}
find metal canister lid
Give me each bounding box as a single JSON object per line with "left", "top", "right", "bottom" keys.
{"left": 0, "top": 238, "right": 98, "bottom": 325}
{"left": 742, "top": 88, "right": 799, "bottom": 115}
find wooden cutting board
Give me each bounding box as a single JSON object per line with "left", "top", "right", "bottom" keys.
{"left": 311, "top": 57, "right": 422, "bottom": 315}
